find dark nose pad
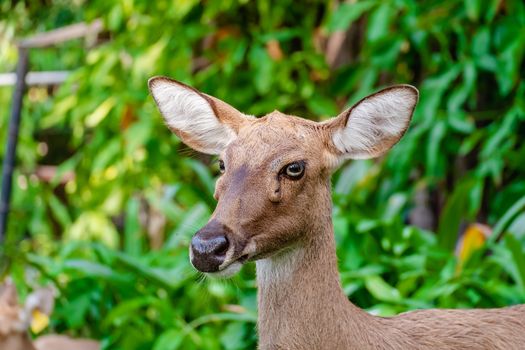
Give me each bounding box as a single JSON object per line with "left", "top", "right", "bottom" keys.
{"left": 190, "top": 222, "right": 230, "bottom": 272}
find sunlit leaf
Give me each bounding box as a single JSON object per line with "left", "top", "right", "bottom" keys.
{"left": 85, "top": 97, "right": 116, "bottom": 127}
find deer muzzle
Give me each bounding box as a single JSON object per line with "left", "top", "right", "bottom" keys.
{"left": 190, "top": 220, "right": 231, "bottom": 272}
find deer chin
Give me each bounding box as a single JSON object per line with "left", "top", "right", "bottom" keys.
{"left": 208, "top": 261, "right": 242, "bottom": 278}
{"left": 207, "top": 254, "right": 250, "bottom": 278}
{"left": 206, "top": 240, "right": 257, "bottom": 278}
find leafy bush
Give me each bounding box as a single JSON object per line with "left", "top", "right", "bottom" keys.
{"left": 1, "top": 0, "right": 524, "bottom": 349}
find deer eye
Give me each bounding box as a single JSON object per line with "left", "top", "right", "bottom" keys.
{"left": 218, "top": 159, "right": 225, "bottom": 173}
{"left": 283, "top": 161, "right": 305, "bottom": 180}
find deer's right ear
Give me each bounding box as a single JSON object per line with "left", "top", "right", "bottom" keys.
{"left": 148, "top": 76, "right": 251, "bottom": 154}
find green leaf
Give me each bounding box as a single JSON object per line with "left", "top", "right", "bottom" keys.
{"left": 249, "top": 46, "right": 274, "bottom": 94}
{"left": 464, "top": 0, "right": 481, "bottom": 21}
{"left": 507, "top": 213, "right": 525, "bottom": 240}
{"left": 306, "top": 93, "right": 338, "bottom": 117}
{"left": 437, "top": 180, "right": 477, "bottom": 252}
{"left": 103, "top": 296, "right": 159, "bottom": 328}
{"left": 492, "top": 196, "right": 525, "bottom": 240}
{"left": 62, "top": 259, "right": 130, "bottom": 282}
{"left": 504, "top": 234, "right": 525, "bottom": 293}
{"left": 334, "top": 160, "right": 372, "bottom": 197}
{"left": 47, "top": 193, "right": 72, "bottom": 228}
{"left": 113, "top": 251, "right": 188, "bottom": 289}
{"left": 184, "top": 159, "right": 215, "bottom": 201}
{"left": 364, "top": 275, "right": 402, "bottom": 303}
{"left": 165, "top": 203, "right": 209, "bottom": 249}
{"left": 327, "top": 1, "right": 376, "bottom": 32}
{"left": 367, "top": 3, "right": 391, "bottom": 42}
{"left": 124, "top": 197, "right": 142, "bottom": 256}
{"left": 426, "top": 119, "right": 447, "bottom": 178}
{"left": 153, "top": 329, "right": 186, "bottom": 350}
{"left": 188, "top": 312, "right": 257, "bottom": 329}
{"left": 85, "top": 97, "right": 116, "bottom": 127}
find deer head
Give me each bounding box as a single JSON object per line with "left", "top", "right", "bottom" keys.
{"left": 149, "top": 77, "right": 418, "bottom": 277}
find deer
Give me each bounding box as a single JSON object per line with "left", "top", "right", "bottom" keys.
{"left": 0, "top": 280, "right": 100, "bottom": 350}
{"left": 148, "top": 76, "right": 525, "bottom": 350}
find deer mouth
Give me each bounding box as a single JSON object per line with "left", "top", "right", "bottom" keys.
{"left": 202, "top": 248, "right": 255, "bottom": 278}
{"left": 208, "top": 253, "right": 249, "bottom": 278}
{"left": 237, "top": 254, "right": 250, "bottom": 263}
{"left": 190, "top": 222, "right": 257, "bottom": 277}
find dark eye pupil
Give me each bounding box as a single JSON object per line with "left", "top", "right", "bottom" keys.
{"left": 285, "top": 162, "right": 304, "bottom": 178}
{"left": 219, "top": 160, "right": 225, "bottom": 172}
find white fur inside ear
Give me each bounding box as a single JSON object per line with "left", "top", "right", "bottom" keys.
{"left": 150, "top": 79, "right": 236, "bottom": 154}
{"left": 332, "top": 87, "right": 417, "bottom": 159}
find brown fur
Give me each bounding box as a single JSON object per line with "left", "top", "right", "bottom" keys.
{"left": 149, "top": 77, "right": 525, "bottom": 350}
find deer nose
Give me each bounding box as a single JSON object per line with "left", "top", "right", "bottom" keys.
{"left": 190, "top": 224, "right": 230, "bottom": 272}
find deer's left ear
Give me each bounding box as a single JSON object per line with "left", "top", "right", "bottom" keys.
{"left": 324, "top": 85, "right": 419, "bottom": 160}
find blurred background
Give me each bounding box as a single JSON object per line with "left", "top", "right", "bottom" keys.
{"left": 0, "top": 0, "right": 524, "bottom": 349}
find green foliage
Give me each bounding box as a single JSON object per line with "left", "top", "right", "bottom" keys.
{"left": 1, "top": 0, "right": 525, "bottom": 349}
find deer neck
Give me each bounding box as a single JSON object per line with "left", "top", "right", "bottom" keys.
{"left": 255, "top": 187, "right": 379, "bottom": 349}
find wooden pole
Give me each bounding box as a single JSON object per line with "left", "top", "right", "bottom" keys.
{"left": 0, "top": 48, "right": 29, "bottom": 241}
{"left": 18, "top": 19, "right": 103, "bottom": 48}
{"left": 0, "top": 19, "right": 101, "bottom": 243}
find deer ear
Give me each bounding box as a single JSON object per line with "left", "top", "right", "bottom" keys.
{"left": 148, "top": 76, "right": 251, "bottom": 155}
{"left": 325, "top": 85, "right": 418, "bottom": 160}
